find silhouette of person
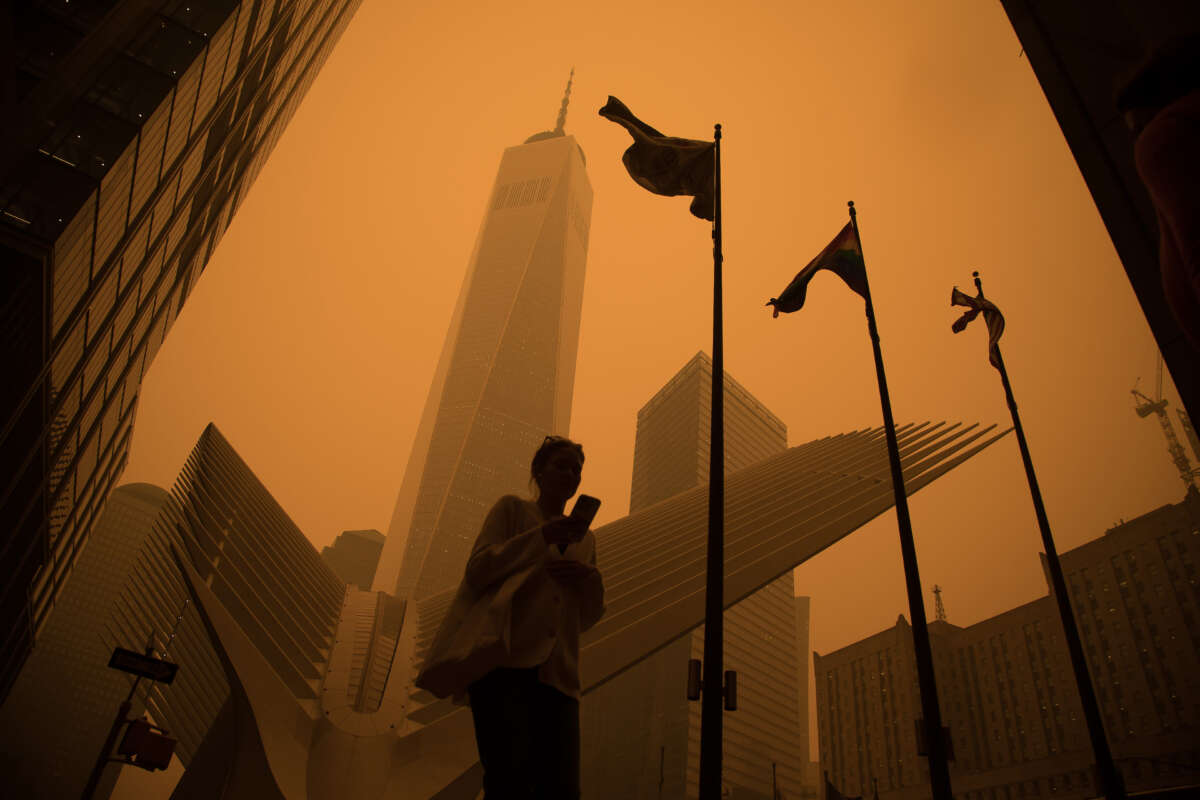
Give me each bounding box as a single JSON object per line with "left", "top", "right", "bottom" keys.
{"left": 418, "top": 435, "right": 604, "bottom": 799}
{"left": 1116, "top": 34, "right": 1200, "bottom": 353}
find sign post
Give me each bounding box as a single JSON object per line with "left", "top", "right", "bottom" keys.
{"left": 82, "top": 611, "right": 186, "bottom": 800}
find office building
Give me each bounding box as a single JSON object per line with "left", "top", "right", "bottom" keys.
{"left": 321, "top": 528, "right": 384, "bottom": 590}
{"left": 0, "top": 482, "right": 169, "bottom": 800}
{"left": 582, "top": 352, "right": 808, "bottom": 800}
{"left": 0, "top": 0, "right": 365, "bottom": 701}
{"left": 814, "top": 493, "right": 1200, "bottom": 800}
{"left": 373, "top": 73, "right": 593, "bottom": 602}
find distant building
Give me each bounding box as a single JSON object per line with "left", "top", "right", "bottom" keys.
{"left": 814, "top": 493, "right": 1200, "bottom": 800}
{"left": 795, "top": 595, "right": 819, "bottom": 799}
{"left": 373, "top": 73, "right": 593, "bottom": 603}
{"left": 0, "top": 0, "right": 366, "bottom": 701}
{"left": 104, "top": 424, "right": 345, "bottom": 768}
{"left": 0, "top": 483, "right": 168, "bottom": 800}
{"left": 581, "top": 352, "right": 808, "bottom": 800}
{"left": 321, "top": 529, "right": 384, "bottom": 590}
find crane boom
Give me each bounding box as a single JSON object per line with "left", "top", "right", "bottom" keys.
{"left": 1131, "top": 355, "right": 1200, "bottom": 493}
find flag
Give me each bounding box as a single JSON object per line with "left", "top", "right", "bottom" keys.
{"left": 766, "top": 222, "right": 867, "bottom": 317}
{"left": 598, "top": 96, "right": 716, "bottom": 221}
{"left": 950, "top": 286, "right": 1005, "bottom": 368}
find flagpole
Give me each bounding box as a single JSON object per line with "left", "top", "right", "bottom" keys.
{"left": 848, "top": 200, "right": 954, "bottom": 800}
{"left": 973, "top": 271, "right": 1126, "bottom": 800}
{"left": 699, "top": 122, "right": 725, "bottom": 800}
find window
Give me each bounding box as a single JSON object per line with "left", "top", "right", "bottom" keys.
{"left": 128, "top": 15, "right": 205, "bottom": 77}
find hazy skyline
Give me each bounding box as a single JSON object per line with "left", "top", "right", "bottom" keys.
{"left": 117, "top": 1, "right": 1187, "bottom": 770}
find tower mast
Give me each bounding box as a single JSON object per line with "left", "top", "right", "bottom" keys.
{"left": 553, "top": 68, "right": 574, "bottom": 135}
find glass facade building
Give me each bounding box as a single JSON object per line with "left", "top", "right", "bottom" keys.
{"left": 374, "top": 107, "right": 593, "bottom": 603}
{"left": 582, "top": 352, "right": 809, "bottom": 800}
{"left": 0, "top": 482, "right": 168, "bottom": 800}
{"left": 0, "top": 0, "right": 364, "bottom": 702}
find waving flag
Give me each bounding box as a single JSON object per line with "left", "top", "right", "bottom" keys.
{"left": 950, "top": 287, "right": 1005, "bottom": 368}
{"left": 765, "top": 222, "right": 867, "bottom": 317}
{"left": 598, "top": 96, "right": 716, "bottom": 221}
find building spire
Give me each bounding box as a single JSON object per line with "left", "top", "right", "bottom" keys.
{"left": 932, "top": 584, "right": 946, "bottom": 622}
{"left": 553, "top": 67, "right": 574, "bottom": 134}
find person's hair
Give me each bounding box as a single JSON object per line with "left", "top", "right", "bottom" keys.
{"left": 1114, "top": 34, "right": 1200, "bottom": 115}
{"left": 529, "top": 435, "right": 585, "bottom": 498}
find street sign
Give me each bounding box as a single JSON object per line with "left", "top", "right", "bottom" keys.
{"left": 107, "top": 648, "right": 179, "bottom": 684}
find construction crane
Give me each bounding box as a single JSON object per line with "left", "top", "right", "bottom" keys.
{"left": 1131, "top": 355, "right": 1200, "bottom": 494}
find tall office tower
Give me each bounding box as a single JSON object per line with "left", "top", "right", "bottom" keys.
{"left": 0, "top": 0, "right": 365, "bottom": 701}
{"left": 321, "top": 528, "right": 384, "bottom": 590}
{"left": 815, "top": 492, "right": 1200, "bottom": 800}
{"left": 103, "top": 424, "right": 344, "bottom": 765}
{"left": 374, "top": 74, "right": 592, "bottom": 602}
{"left": 0, "top": 482, "right": 168, "bottom": 800}
{"left": 582, "top": 352, "right": 808, "bottom": 800}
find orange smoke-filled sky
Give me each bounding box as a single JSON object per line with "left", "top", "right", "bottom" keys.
{"left": 118, "top": 0, "right": 1186, "bottom": 769}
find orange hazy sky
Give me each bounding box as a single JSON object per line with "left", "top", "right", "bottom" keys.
{"left": 115, "top": 0, "right": 1187, "bottom": 780}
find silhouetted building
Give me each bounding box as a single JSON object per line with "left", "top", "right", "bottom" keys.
{"left": 373, "top": 73, "right": 592, "bottom": 602}
{"left": 582, "top": 351, "right": 808, "bottom": 800}
{"left": 103, "top": 424, "right": 344, "bottom": 767}
{"left": 0, "top": 0, "right": 365, "bottom": 701}
{"left": 815, "top": 493, "right": 1200, "bottom": 800}
{"left": 0, "top": 482, "right": 168, "bottom": 800}
{"left": 321, "top": 528, "right": 384, "bottom": 590}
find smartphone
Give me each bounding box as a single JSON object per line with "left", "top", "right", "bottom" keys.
{"left": 569, "top": 494, "right": 601, "bottom": 529}
{"left": 558, "top": 494, "right": 601, "bottom": 553}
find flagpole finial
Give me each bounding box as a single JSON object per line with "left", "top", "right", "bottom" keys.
{"left": 973, "top": 271, "right": 984, "bottom": 296}
{"left": 714, "top": 123, "right": 721, "bottom": 140}
{"left": 847, "top": 200, "right": 856, "bottom": 220}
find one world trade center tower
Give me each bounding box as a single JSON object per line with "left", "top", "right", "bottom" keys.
{"left": 373, "top": 73, "right": 593, "bottom": 604}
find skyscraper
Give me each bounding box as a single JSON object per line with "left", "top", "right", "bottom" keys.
{"left": 582, "top": 352, "right": 808, "bottom": 799}
{"left": 321, "top": 528, "right": 384, "bottom": 590}
{"left": 374, "top": 73, "right": 593, "bottom": 602}
{"left": 0, "top": 482, "right": 168, "bottom": 800}
{"left": 0, "top": 0, "right": 365, "bottom": 701}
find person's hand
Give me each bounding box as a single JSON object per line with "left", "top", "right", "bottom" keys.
{"left": 541, "top": 517, "right": 584, "bottom": 547}
{"left": 545, "top": 559, "right": 596, "bottom": 583}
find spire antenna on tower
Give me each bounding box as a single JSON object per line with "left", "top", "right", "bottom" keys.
{"left": 932, "top": 585, "right": 946, "bottom": 622}
{"left": 553, "top": 67, "right": 574, "bottom": 134}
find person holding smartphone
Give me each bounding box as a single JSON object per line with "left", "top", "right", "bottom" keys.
{"left": 417, "top": 434, "right": 605, "bottom": 800}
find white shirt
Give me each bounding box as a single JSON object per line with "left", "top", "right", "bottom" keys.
{"left": 447, "top": 495, "right": 605, "bottom": 701}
